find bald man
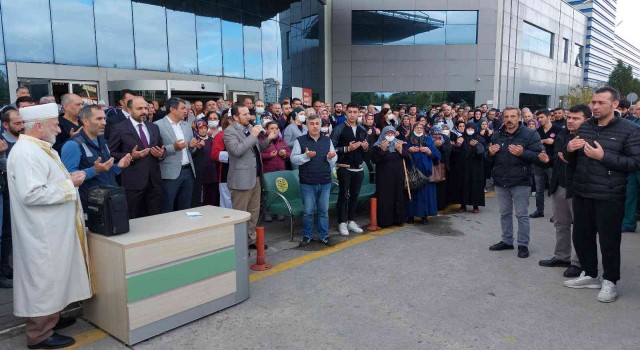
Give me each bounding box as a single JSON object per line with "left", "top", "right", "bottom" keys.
{"left": 53, "top": 94, "right": 84, "bottom": 154}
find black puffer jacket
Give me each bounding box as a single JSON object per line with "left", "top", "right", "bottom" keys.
{"left": 548, "top": 129, "right": 576, "bottom": 198}
{"left": 486, "top": 124, "right": 543, "bottom": 188}
{"left": 564, "top": 116, "right": 640, "bottom": 201}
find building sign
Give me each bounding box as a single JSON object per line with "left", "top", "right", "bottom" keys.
{"left": 302, "top": 88, "right": 313, "bottom": 106}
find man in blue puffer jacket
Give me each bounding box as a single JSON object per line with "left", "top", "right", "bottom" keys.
{"left": 485, "top": 106, "right": 544, "bottom": 259}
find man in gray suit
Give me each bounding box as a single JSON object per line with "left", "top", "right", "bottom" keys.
{"left": 155, "top": 97, "right": 199, "bottom": 212}
{"left": 224, "top": 104, "right": 275, "bottom": 248}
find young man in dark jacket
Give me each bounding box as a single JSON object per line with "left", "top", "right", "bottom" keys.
{"left": 486, "top": 106, "right": 543, "bottom": 258}
{"left": 331, "top": 102, "right": 369, "bottom": 236}
{"left": 563, "top": 86, "right": 640, "bottom": 303}
{"left": 538, "top": 104, "right": 591, "bottom": 278}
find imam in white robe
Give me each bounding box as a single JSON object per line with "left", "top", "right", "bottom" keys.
{"left": 8, "top": 134, "right": 92, "bottom": 317}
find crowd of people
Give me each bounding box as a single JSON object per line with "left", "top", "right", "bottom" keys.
{"left": 0, "top": 84, "right": 639, "bottom": 348}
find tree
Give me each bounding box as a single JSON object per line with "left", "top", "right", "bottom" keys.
{"left": 608, "top": 59, "right": 636, "bottom": 97}
{"left": 562, "top": 85, "right": 593, "bottom": 107}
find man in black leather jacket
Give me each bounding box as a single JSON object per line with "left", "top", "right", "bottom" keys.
{"left": 485, "top": 107, "right": 543, "bottom": 259}
{"left": 562, "top": 87, "right": 640, "bottom": 303}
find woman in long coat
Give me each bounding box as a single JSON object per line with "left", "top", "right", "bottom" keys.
{"left": 371, "top": 126, "right": 412, "bottom": 227}
{"left": 431, "top": 125, "right": 453, "bottom": 210}
{"left": 406, "top": 123, "right": 441, "bottom": 223}
{"left": 455, "top": 122, "right": 486, "bottom": 213}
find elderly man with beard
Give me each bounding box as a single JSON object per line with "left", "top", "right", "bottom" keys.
{"left": 61, "top": 105, "right": 132, "bottom": 211}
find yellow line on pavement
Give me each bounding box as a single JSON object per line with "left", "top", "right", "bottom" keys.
{"left": 66, "top": 329, "right": 108, "bottom": 349}
{"left": 249, "top": 226, "right": 401, "bottom": 283}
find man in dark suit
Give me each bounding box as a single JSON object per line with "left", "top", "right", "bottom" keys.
{"left": 105, "top": 89, "right": 138, "bottom": 140}
{"left": 108, "top": 96, "right": 166, "bottom": 219}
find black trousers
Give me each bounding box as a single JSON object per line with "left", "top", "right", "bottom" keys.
{"left": 336, "top": 168, "right": 363, "bottom": 223}
{"left": 572, "top": 196, "right": 624, "bottom": 283}
{"left": 1, "top": 189, "right": 11, "bottom": 275}
{"left": 126, "top": 183, "right": 162, "bottom": 219}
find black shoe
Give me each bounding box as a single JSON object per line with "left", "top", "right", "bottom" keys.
{"left": 421, "top": 217, "right": 429, "bottom": 224}
{"left": 529, "top": 211, "right": 544, "bottom": 218}
{"left": 298, "top": 237, "right": 311, "bottom": 247}
{"left": 407, "top": 217, "right": 416, "bottom": 224}
{"left": 621, "top": 227, "right": 636, "bottom": 233}
{"left": 489, "top": 241, "right": 514, "bottom": 251}
{"left": 248, "top": 244, "right": 268, "bottom": 250}
{"left": 27, "top": 333, "right": 75, "bottom": 349}
{"left": 319, "top": 237, "right": 333, "bottom": 247}
{"left": 538, "top": 257, "right": 571, "bottom": 267}
{"left": 517, "top": 246, "right": 529, "bottom": 258}
{"left": 549, "top": 217, "right": 554, "bottom": 223}
{"left": 0, "top": 277, "right": 12, "bottom": 288}
{"left": 53, "top": 316, "right": 76, "bottom": 330}
{"left": 563, "top": 265, "right": 583, "bottom": 278}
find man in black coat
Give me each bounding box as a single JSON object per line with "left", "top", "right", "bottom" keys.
{"left": 105, "top": 89, "right": 138, "bottom": 140}
{"left": 108, "top": 96, "right": 166, "bottom": 219}
{"left": 538, "top": 104, "right": 591, "bottom": 278}
{"left": 485, "top": 106, "right": 543, "bottom": 259}
{"left": 562, "top": 87, "right": 640, "bottom": 303}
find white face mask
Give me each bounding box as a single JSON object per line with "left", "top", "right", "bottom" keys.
{"left": 357, "top": 116, "right": 363, "bottom": 123}
{"left": 321, "top": 127, "right": 329, "bottom": 133}
{"left": 466, "top": 130, "right": 475, "bottom": 136}
{"left": 414, "top": 132, "right": 424, "bottom": 137}
{"left": 385, "top": 135, "right": 395, "bottom": 142}
{"left": 388, "top": 115, "right": 395, "bottom": 121}
{"left": 255, "top": 107, "right": 265, "bottom": 115}
{"left": 442, "top": 130, "right": 451, "bottom": 136}
{"left": 208, "top": 120, "right": 219, "bottom": 128}
{"left": 262, "top": 119, "right": 272, "bottom": 126}
{"left": 298, "top": 115, "right": 306, "bottom": 123}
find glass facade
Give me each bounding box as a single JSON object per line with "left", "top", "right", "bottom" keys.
{"left": 0, "top": 0, "right": 325, "bottom": 103}
{"left": 351, "top": 91, "right": 476, "bottom": 109}
{"left": 522, "top": 22, "right": 553, "bottom": 58}
{"left": 352, "top": 11, "right": 478, "bottom": 46}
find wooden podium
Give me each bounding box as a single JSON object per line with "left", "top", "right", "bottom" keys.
{"left": 84, "top": 206, "right": 251, "bottom": 345}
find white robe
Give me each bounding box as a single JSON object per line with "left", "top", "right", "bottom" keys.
{"left": 8, "top": 134, "right": 92, "bottom": 317}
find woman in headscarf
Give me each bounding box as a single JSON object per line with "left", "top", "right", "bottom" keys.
{"left": 431, "top": 124, "right": 453, "bottom": 210}
{"left": 260, "top": 121, "right": 291, "bottom": 222}
{"left": 363, "top": 113, "right": 379, "bottom": 183}
{"left": 371, "top": 126, "right": 412, "bottom": 227}
{"left": 190, "top": 118, "right": 209, "bottom": 207}
{"left": 447, "top": 120, "right": 466, "bottom": 208}
{"left": 452, "top": 122, "right": 486, "bottom": 213}
{"left": 202, "top": 112, "right": 220, "bottom": 206}
{"left": 396, "top": 114, "right": 412, "bottom": 141}
{"left": 406, "top": 123, "right": 441, "bottom": 223}
{"left": 376, "top": 107, "right": 396, "bottom": 130}
{"left": 211, "top": 114, "right": 232, "bottom": 208}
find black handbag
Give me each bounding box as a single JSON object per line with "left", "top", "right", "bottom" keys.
{"left": 403, "top": 160, "right": 429, "bottom": 191}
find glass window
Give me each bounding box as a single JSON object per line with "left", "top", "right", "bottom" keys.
{"left": 1, "top": 0, "right": 54, "bottom": 63}
{"left": 0, "top": 9, "right": 5, "bottom": 64}
{"left": 446, "top": 11, "right": 478, "bottom": 25}
{"left": 132, "top": 1, "right": 169, "bottom": 71}
{"left": 414, "top": 11, "right": 446, "bottom": 45}
{"left": 72, "top": 83, "right": 99, "bottom": 105}
{"left": 244, "top": 13, "right": 263, "bottom": 80}
{"left": 221, "top": 8, "right": 244, "bottom": 78}
{"left": 166, "top": 0, "right": 198, "bottom": 74}
{"left": 195, "top": 3, "right": 223, "bottom": 76}
{"left": 352, "top": 11, "right": 384, "bottom": 45}
{"left": 445, "top": 25, "right": 477, "bottom": 45}
{"left": 522, "top": 22, "right": 553, "bottom": 58}
{"left": 574, "top": 43, "right": 584, "bottom": 67}
{"left": 563, "top": 38, "right": 569, "bottom": 63}
{"left": 262, "top": 19, "right": 281, "bottom": 83}
{"left": 384, "top": 11, "right": 415, "bottom": 45}
{"left": 50, "top": 0, "right": 97, "bottom": 66}
{"left": 94, "top": 0, "right": 135, "bottom": 69}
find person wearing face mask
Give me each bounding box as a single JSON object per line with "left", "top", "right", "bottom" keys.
{"left": 431, "top": 125, "right": 453, "bottom": 210}
{"left": 362, "top": 113, "right": 379, "bottom": 183}
{"left": 201, "top": 112, "right": 220, "bottom": 206}
{"left": 406, "top": 123, "right": 441, "bottom": 224}
{"left": 283, "top": 108, "right": 308, "bottom": 168}
{"left": 320, "top": 119, "right": 332, "bottom": 137}
{"left": 451, "top": 122, "right": 486, "bottom": 213}
{"left": 372, "top": 126, "right": 412, "bottom": 227}
{"left": 260, "top": 121, "right": 291, "bottom": 222}
{"left": 376, "top": 108, "right": 395, "bottom": 130}
{"left": 254, "top": 99, "right": 266, "bottom": 118}
{"left": 190, "top": 119, "right": 210, "bottom": 207}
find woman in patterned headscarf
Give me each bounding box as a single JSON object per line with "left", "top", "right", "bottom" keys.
{"left": 190, "top": 118, "right": 210, "bottom": 207}
{"left": 406, "top": 123, "right": 441, "bottom": 223}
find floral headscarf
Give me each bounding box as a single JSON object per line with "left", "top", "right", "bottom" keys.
{"left": 192, "top": 118, "right": 208, "bottom": 140}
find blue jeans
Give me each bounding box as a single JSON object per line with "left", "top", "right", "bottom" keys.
{"left": 161, "top": 168, "right": 195, "bottom": 213}
{"left": 301, "top": 183, "right": 331, "bottom": 240}
{"left": 495, "top": 186, "right": 531, "bottom": 246}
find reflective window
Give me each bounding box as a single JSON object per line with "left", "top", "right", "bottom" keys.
{"left": 352, "top": 10, "right": 477, "bottom": 46}
{"left": 221, "top": 8, "right": 244, "bottom": 78}
{"left": 1, "top": 0, "right": 54, "bottom": 63}
{"left": 351, "top": 91, "right": 476, "bottom": 108}
{"left": 0, "top": 65, "right": 8, "bottom": 106}
{"left": 0, "top": 9, "right": 5, "bottom": 64}
{"left": 262, "top": 19, "right": 282, "bottom": 83}
{"left": 522, "top": 22, "right": 553, "bottom": 58}
{"left": 94, "top": 0, "right": 135, "bottom": 69}
{"left": 195, "top": 3, "right": 223, "bottom": 76}
{"left": 574, "top": 43, "right": 584, "bottom": 67}
{"left": 50, "top": 0, "right": 98, "bottom": 66}
{"left": 562, "top": 38, "right": 569, "bottom": 63}
{"left": 243, "top": 13, "right": 263, "bottom": 80}
{"left": 132, "top": 1, "right": 169, "bottom": 71}
{"left": 166, "top": 0, "right": 198, "bottom": 74}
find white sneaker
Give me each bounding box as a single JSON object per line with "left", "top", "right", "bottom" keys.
{"left": 338, "top": 222, "right": 349, "bottom": 236}
{"left": 597, "top": 280, "right": 618, "bottom": 303}
{"left": 563, "top": 271, "right": 602, "bottom": 289}
{"left": 347, "top": 221, "right": 363, "bottom": 233}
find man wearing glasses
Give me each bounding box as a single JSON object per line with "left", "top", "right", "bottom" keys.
{"left": 530, "top": 109, "right": 561, "bottom": 219}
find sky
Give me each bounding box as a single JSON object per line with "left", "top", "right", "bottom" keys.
{"left": 615, "top": 0, "right": 640, "bottom": 48}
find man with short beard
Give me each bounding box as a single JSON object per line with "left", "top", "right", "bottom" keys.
{"left": 61, "top": 105, "right": 132, "bottom": 211}
{"left": 53, "top": 94, "right": 84, "bottom": 154}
